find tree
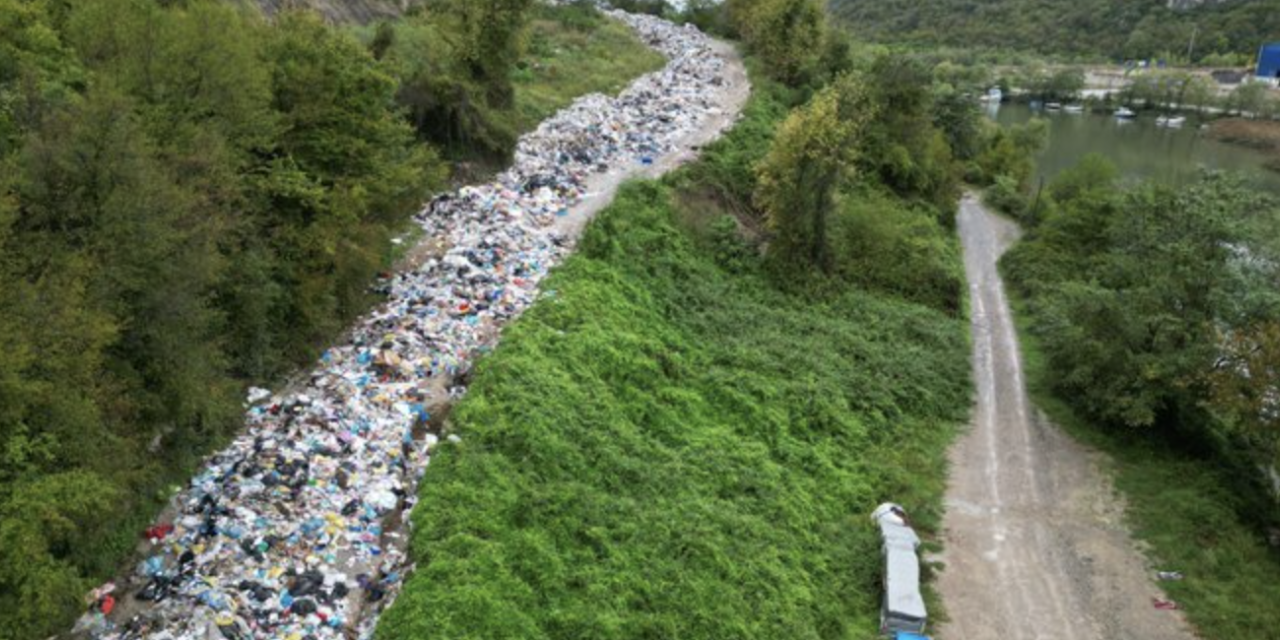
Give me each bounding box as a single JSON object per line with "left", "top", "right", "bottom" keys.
{"left": 860, "top": 55, "right": 959, "bottom": 212}
{"left": 975, "top": 118, "right": 1047, "bottom": 190}
{"left": 264, "top": 10, "right": 443, "bottom": 356}
{"left": 13, "top": 82, "right": 232, "bottom": 449}
{"left": 755, "top": 74, "right": 873, "bottom": 272}
{"left": 1208, "top": 322, "right": 1280, "bottom": 479}
{"left": 1033, "top": 176, "right": 1243, "bottom": 428}
{"left": 428, "top": 0, "right": 534, "bottom": 108}
{"left": 729, "top": 0, "right": 826, "bottom": 85}
{"left": 1229, "top": 81, "right": 1269, "bottom": 118}
{"left": 0, "top": 0, "right": 82, "bottom": 153}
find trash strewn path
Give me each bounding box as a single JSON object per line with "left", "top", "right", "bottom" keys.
{"left": 75, "top": 12, "right": 747, "bottom": 640}
{"left": 935, "top": 195, "right": 1198, "bottom": 640}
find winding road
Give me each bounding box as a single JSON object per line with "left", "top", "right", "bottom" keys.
{"left": 935, "top": 195, "right": 1199, "bottom": 640}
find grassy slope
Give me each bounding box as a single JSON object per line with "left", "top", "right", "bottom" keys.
{"left": 1007, "top": 296, "right": 1280, "bottom": 640}
{"left": 512, "top": 12, "right": 667, "bottom": 133}
{"left": 376, "top": 85, "right": 972, "bottom": 640}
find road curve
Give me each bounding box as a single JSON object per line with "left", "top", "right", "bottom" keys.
{"left": 935, "top": 195, "right": 1198, "bottom": 640}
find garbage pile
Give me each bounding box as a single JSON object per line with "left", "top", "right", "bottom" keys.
{"left": 78, "top": 9, "right": 731, "bottom": 640}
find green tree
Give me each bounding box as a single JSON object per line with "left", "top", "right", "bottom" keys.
{"left": 1032, "top": 176, "right": 1243, "bottom": 428}
{"left": 0, "top": 0, "right": 82, "bottom": 153}
{"left": 755, "top": 74, "right": 872, "bottom": 272}
{"left": 428, "top": 0, "right": 534, "bottom": 108}
{"left": 13, "top": 83, "right": 232, "bottom": 450}
{"left": 1208, "top": 321, "right": 1280, "bottom": 477}
{"left": 860, "top": 55, "right": 959, "bottom": 213}
{"left": 729, "top": 0, "right": 826, "bottom": 85}
{"left": 264, "top": 10, "right": 442, "bottom": 355}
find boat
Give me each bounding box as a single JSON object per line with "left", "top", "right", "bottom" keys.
{"left": 1063, "top": 104, "right": 1085, "bottom": 113}
{"left": 1114, "top": 107, "right": 1136, "bottom": 119}
{"left": 1156, "top": 115, "right": 1187, "bottom": 128}
{"left": 1045, "top": 102, "right": 1063, "bottom": 111}
{"left": 979, "top": 87, "right": 1003, "bottom": 103}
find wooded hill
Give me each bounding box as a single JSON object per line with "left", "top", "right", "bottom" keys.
{"left": 827, "top": 0, "right": 1280, "bottom": 64}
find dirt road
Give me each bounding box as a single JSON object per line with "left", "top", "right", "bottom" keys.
{"left": 935, "top": 195, "right": 1198, "bottom": 640}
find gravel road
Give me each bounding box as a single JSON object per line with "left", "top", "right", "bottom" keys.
{"left": 934, "top": 195, "right": 1199, "bottom": 640}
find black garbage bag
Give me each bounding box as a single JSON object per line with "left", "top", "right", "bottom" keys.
{"left": 291, "top": 570, "right": 324, "bottom": 597}
{"left": 137, "top": 576, "right": 171, "bottom": 602}
{"left": 291, "top": 598, "right": 318, "bottom": 616}
{"left": 178, "top": 549, "right": 196, "bottom": 575}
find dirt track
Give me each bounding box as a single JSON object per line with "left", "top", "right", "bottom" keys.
{"left": 935, "top": 195, "right": 1199, "bottom": 640}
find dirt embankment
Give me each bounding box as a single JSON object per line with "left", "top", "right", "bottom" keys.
{"left": 1208, "top": 118, "right": 1280, "bottom": 172}
{"left": 247, "top": 0, "right": 418, "bottom": 23}
{"left": 1208, "top": 118, "right": 1280, "bottom": 151}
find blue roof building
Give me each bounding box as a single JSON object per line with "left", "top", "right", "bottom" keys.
{"left": 1256, "top": 43, "right": 1280, "bottom": 79}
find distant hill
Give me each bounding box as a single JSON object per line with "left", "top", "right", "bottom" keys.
{"left": 827, "top": 0, "right": 1280, "bottom": 63}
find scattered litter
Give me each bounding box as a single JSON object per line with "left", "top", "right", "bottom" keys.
{"left": 79, "top": 8, "right": 733, "bottom": 640}
{"left": 1153, "top": 597, "right": 1181, "bottom": 610}
{"left": 1156, "top": 570, "right": 1184, "bottom": 581}
{"left": 245, "top": 387, "right": 271, "bottom": 406}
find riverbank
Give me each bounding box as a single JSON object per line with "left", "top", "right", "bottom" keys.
{"left": 1206, "top": 118, "right": 1280, "bottom": 171}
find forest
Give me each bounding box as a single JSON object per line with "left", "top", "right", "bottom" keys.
{"left": 828, "top": 0, "right": 1280, "bottom": 65}
{"left": 0, "top": 0, "right": 667, "bottom": 636}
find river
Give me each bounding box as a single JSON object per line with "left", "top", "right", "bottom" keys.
{"left": 990, "top": 103, "right": 1280, "bottom": 192}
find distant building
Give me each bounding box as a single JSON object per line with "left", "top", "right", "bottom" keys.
{"left": 1255, "top": 43, "right": 1280, "bottom": 81}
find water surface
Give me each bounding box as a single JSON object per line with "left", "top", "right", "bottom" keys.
{"left": 991, "top": 103, "right": 1280, "bottom": 192}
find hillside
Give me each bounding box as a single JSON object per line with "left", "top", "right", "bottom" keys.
{"left": 244, "top": 0, "right": 415, "bottom": 22}
{"left": 827, "top": 0, "right": 1280, "bottom": 63}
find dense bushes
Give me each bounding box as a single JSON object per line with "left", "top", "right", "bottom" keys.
{"left": 0, "top": 3, "right": 437, "bottom": 634}
{"left": 1003, "top": 164, "right": 1269, "bottom": 430}
{"left": 746, "top": 51, "right": 967, "bottom": 309}
{"left": 1001, "top": 155, "right": 1280, "bottom": 531}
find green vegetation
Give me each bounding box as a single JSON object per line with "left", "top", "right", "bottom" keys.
{"left": 968, "top": 117, "right": 1049, "bottom": 221}
{"left": 830, "top": 0, "right": 1280, "bottom": 65}
{"left": 379, "top": 5, "right": 980, "bottom": 637}
{"left": 377, "top": 111, "right": 971, "bottom": 640}
{"left": 999, "top": 154, "right": 1280, "bottom": 639}
{"left": 0, "top": 1, "right": 662, "bottom": 636}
